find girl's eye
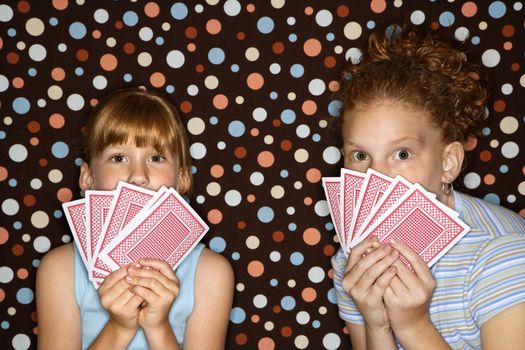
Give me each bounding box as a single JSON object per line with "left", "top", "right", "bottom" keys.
{"left": 395, "top": 149, "right": 411, "bottom": 160}
{"left": 150, "top": 155, "right": 165, "bottom": 162}
{"left": 350, "top": 151, "right": 369, "bottom": 162}
{"left": 110, "top": 154, "right": 125, "bottom": 162}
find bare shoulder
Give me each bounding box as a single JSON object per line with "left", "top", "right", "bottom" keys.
{"left": 37, "top": 243, "right": 75, "bottom": 281}
{"left": 194, "top": 247, "right": 234, "bottom": 294}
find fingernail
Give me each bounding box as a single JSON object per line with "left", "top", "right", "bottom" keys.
{"left": 390, "top": 239, "right": 398, "bottom": 245}
{"left": 125, "top": 275, "right": 133, "bottom": 282}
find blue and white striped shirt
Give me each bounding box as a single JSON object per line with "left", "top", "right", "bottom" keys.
{"left": 331, "top": 191, "right": 525, "bottom": 349}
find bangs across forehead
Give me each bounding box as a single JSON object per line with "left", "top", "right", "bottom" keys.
{"left": 92, "top": 97, "right": 179, "bottom": 156}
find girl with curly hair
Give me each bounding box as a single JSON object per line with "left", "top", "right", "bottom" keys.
{"left": 331, "top": 26, "right": 525, "bottom": 349}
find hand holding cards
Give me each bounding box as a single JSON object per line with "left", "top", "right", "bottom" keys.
{"left": 63, "top": 182, "right": 209, "bottom": 288}
{"left": 322, "top": 169, "right": 470, "bottom": 267}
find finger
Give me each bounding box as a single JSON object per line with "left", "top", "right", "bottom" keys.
{"left": 390, "top": 239, "right": 433, "bottom": 282}
{"left": 127, "top": 264, "right": 178, "bottom": 290}
{"left": 371, "top": 265, "right": 397, "bottom": 294}
{"left": 98, "top": 265, "right": 131, "bottom": 291}
{"left": 353, "top": 244, "right": 399, "bottom": 289}
{"left": 137, "top": 258, "right": 177, "bottom": 280}
{"left": 126, "top": 271, "right": 179, "bottom": 297}
{"left": 345, "top": 236, "right": 380, "bottom": 272}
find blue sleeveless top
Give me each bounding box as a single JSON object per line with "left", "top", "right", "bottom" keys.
{"left": 74, "top": 243, "right": 204, "bottom": 349}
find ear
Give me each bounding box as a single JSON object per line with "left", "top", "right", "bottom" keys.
{"left": 441, "top": 141, "right": 464, "bottom": 184}
{"left": 177, "top": 167, "right": 192, "bottom": 195}
{"left": 79, "top": 162, "right": 94, "bottom": 192}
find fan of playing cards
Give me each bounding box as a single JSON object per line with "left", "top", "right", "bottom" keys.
{"left": 322, "top": 168, "right": 470, "bottom": 267}
{"left": 63, "top": 181, "right": 209, "bottom": 288}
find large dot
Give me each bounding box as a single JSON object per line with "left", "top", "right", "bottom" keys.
{"left": 308, "top": 266, "right": 325, "bottom": 283}
{"left": 51, "top": 141, "right": 69, "bottom": 159}
{"left": 9, "top": 144, "right": 28, "bottom": 162}
{"left": 257, "top": 206, "right": 274, "bottom": 223}
{"left": 463, "top": 172, "right": 481, "bottom": 189}
{"left": 500, "top": 116, "right": 519, "bottom": 134}
{"left": 501, "top": 141, "right": 519, "bottom": 159}
{"left": 31, "top": 211, "right": 49, "bottom": 229}
{"left": 481, "top": 49, "right": 501, "bottom": 68}
{"left": 33, "top": 235, "right": 51, "bottom": 253}
{"left": 343, "top": 22, "right": 362, "bottom": 40}
{"left": 166, "top": 50, "right": 185, "bottom": 68}
{"left": 322, "top": 146, "right": 341, "bottom": 164}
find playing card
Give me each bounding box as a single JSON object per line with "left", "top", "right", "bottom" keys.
{"left": 349, "top": 169, "right": 394, "bottom": 243}
{"left": 98, "top": 187, "right": 209, "bottom": 271}
{"left": 322, "top": 177, "right": 344, "bottom": 251}
{"left": 90, "top": 182, "right": 156, "bottom": 277}
{"left": 352, "top": 175, "right": 412, "bottom": 244}
{"left": 357, "top": 183, "right": 469, "bottom": 267}
{"left": 62, "top": 199, "right": 89, "bottom": 270}
{"left": 340, "top": 169, "right": 365, "bottom": 247}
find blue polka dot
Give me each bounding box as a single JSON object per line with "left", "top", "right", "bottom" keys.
{"left": 12, "top": 97, "right": 30, "bottom": 115}
{"left": 290, "top": 64, "right": 304, "bottom": 78}
{"left": 13, "top": 221, "right": 22, "bottom": 229}
{"left": 280, "top": 109, "right": 296, "bottom": 124}
{"left": 367, "top": 20, "right": 376, "bottom": 29}
{"left": 488, "top": 1, "right": 506, "bottom": 18}
{"left": 280, "top": 296, "right": 296, "bottom": 311}
{"left": 32, "top": 259, "right": 40, "bottom": 268}
{"left": 290, "top": 252, "right": 304, "bottom": 266}
{"left": 312, "top": 133, "right": 321, "bottom": 142}
{"left": 270, "top": 278, "right": 278, "bottom": 286}
{"left": 484, "top": 193, "right": 500, "bottom": 205}
{"left": 438, "top": 11, "right": 455, "bottom": 27}
{"left": 231, "top": 252, "right": 240, "bottom": 260}
{"left": 257, "top": 16, "right": 274, "bottom": 34}
{"left": 499, "top": 165, "right": 509, "bottom": 173}
{"left": 122, "top": 11, "right": 138, "bottom": 26}
{"left": 312, "top": 320, "right": 321, "bottom": 328}
{"left": 471, "top": 36, "right": 480, "bottom": 45}
{"left": 233, "top": 164, "right": 241, "bottom": 172}
{"left": 228, "top": 120, "right": 245, "bottom": 137}
{"left": 231, "top": 64, "right": 240, "bottom": 72}
{"left": 53, "top": 210, "right": 63, "bottom": 219}
{"left": 210, "top": 116, "right": 218, "bottom": 125}
{"left": 74, "top": 157, "right": 83, "bottom": 166}
{"left": 208, "top": 47, "right": 226, "bottom": 65}
{"left": 1, "top": 321, "right": 9, "bottom": 329}
{"left": 288, "top": 33, "right": 297, "bottom": 42}
{"left": 75, "top": 67, "right": 84, "bottom": 76}
{"left": 209, "top": 236, "right": 227, "bottom": 253}
{"left": 230, "top": 307, "right": 246, "bottom": 324}
{"left": 326, "top": 33, "right": 335, "bottom": 41}
{"left": 7, "top": 28, "right": 16, "bottom": 37}
{"left": 328, "top": 100, "right": 342, "bottom": 117}
{"left": 385, "top": 24, "right": 401, "bottom": 39}
{"left": 270, "top": 91, "right": 278, "bottom": 100}
{"left": 16, "top": 288, "right": 34, "bottom": 304}
{"left": 155, "top": 36, "right": 165, "bottom": 45}
{"left": 69, "top": 21, "right": 87, "bottom": 39}
{"left": 327, "top": 288, "right": 337, "bottom": 304}
{"left": 325, "top": 222, "right": 334, "bottom": 231}
{"left": 280, "top": 170, "right": 289, "bottom": 178}
{"left": 51, "top": 141, "right": 69, "bottom": 159}
{"left": 171, "top": 2, "right": 188, "bottom": 20}
{"left": 257, "top": 206, "right": 274, "bottom": 223}
{"left": 49, "top": 17, "right": 58, "bottom": 26}
{"left": 0, "top": 131, "right": 5, "bottom": 139}
{"left": 8, "top": 178, "right": 17, "bottom": 187}
{"left": 288, "top": 223, "right": 297, "bottom": 231}
{"left": 123, "top": 73, "right": 133, "bottom": 82}
{"left": 482, "top": 127, "right": 491, "bottom": 136}
{"left": 165, "top": 85, "right": 175, "bottom": 93}
{"left": 191, "top": 165, "right": 197, "bottom": 174}
{"left": 27, "top": 68, "right": 37, "bottom": 77}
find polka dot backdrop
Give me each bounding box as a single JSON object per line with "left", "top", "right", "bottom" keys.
{"left": 0, "top": 1, "right": 523, "bottom": 349}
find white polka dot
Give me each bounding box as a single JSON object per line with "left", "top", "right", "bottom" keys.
{"left": 12, "top": 333, "right": 31, "bottom": 350}
{"left": 224, "top": 189, "right": 242, "bottom": 206}
{"left": 26, "top": 17, "right": 45, "bottom": 36}
{"left": 206, "top": 182, "right": 221, "bottom": 196}
{"left": 296, "top": 124, "right": 310, "bottom": 138}
{"left": 33, "top": 235, "right": 51, "bottom": 253}
{"left": 294, "top": 334, "right": 309, "bottom": 349}
{"left": 481, "top": 49, "right": 501, "bottom": 68}
{"left": 204, "top": 75, "right": 219, "bottom": 90}
{"left": 323, "top": 146, "right": 341, "bottom": 165}
{"left": 410, "top": 10, "right": 425, "bottom": 25}
{"left": 2, "top": 198, "right": 19, "bottom": 216}
{"left": 245, "top": 47, "right": 260, "bottom": 61}
{"left": 294, "top": 149, "right": 309, "bottom": 163}
{"left": 30, "top": 178, "right": 42, "bottom": 190}
{"left": 0, "top": 266, "right": 14, "bottom": 283}
{"left": 500, "top": 116, "right": 519, "bottom": 134}
{"left": 270, "top": 185, "right": 285, "bottom": 199}
{"left": 48, "top": 169, "right": 63, "bottom": 183}
{"left": 252, "top": 107, "right": 267, "bottom": 122}
{"left": 28, "top": 44, "right": 47, "bottom": 62}
{"left": 463, "top": 172, "right": 481, "bottom": 189}
{"left": 67, "top": 93, "right": 85, "bottom": 111}
{"left": 296, "top": 310, "right": 310, "bottom": 325}
{"left": 308, "top": 78, "right": 326, "bottom": 96}
{"left": 47, "top": 85, "right": 63, "bottom": 100}
{"left": 345, "top": 47, "right": 362, "bottom": 64}
{"left": 501, "top": 141, "right": 519, "bottom": 159}
{"left": 308, "top": 266, "right": 325, "bottom": 283}
{"left": 323, "top": 333, "right": 342, "bottom": 350}
{"left": 137, "top": 52, "right": 153, "bottom": 67}
{"left": 253, "top": 294, "right": 268, "bottom": 308}
{"left": 92, "top": 75, "right": 108, "bottom": 90}
{"left": 501, "top": 83, "right": 513, "bottom": 95}
{"left": 250, "top": 172, "right": 265, "bottom": 186}
{"left": 454, "top": 27, "right": 470, "bottom": 42}
{"left": 223, "top": 0, "right": 241, "bottom": 16}
{"left": 189, "top": 142, "right": 207, "bottom": 159}
{"left": 9, "top": 144, "right": 28, "bottom": 162}
{"left": 518, "top": 182, "right": 525, "bottom": 196}
{"left": 0, "top": 4, "right": 14, "bottom": 22}
{"left": 166, "top": 50, "right": 185, "bottom": 68}
{"left": 246, "top": 235, "right": 260, "bottom": 249}
{"left": 315, "top": 9, "right": 333, "bottom": 27}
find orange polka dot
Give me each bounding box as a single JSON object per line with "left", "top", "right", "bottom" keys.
{"left": 30, "top": 137, "right": 39, "bottom": 146}
{"left": 303, "top": 38, "right": 322, "bottom": 57}
{"left": 329, "top": 80, "right": 340, "bottom": 92}
{"left": 114, "top": 21, "right": 124, "bottom": 30}
{"left": 179, "top": 101, "right": 192, "bottom": 113}
{"left": 502, "top": 25, "right": 515, "bottom": 37}
{"left": 503, "top": 41, "right": 512, "bottom": 51}
{"left": 12, "top": 244, "right": 24, "bottom": 256}
{"left": 272, "top": 42, "right": 285, "bottom": 54}
{"left": 323, "top": 244, "right": 335, "bottom": 256}
{"left": 519, "top": 209, "right": 525, "bottom": 218}
{"left": 272, "top": 119, "right": 281, "bottom": 127}
{"left": 7, "top": 52, "right": 19, "bottom": 64}
{"left": 144, "top": 2, "right": 160, "bottom": 17}
{"left": 337, "top": 5, "right": 350, "bottom": 17}
{"left": 462, "top": 136, "right": 478, "bottom": 151}
{"left": 207, "top": 209, "right": 223, "bottom": 224}
{"left": 280, "top": 140, "right": 292, "bottom": 151}
{"left": 258, "top": 337, "right": 275, "bottom": 350}
{"left": 235, "top": 147, "right": 247, "bottom": 159}
{"left": 273, "top": 230, "right": 284, "bottom": 242}
{"left": 247, "top": 260, "right": 264, "bottom": 277}
{"left": 27, "top": 121, "right": 40, "bottom": 133}
{"left": 246, "top": 194, "right": 256, "bottom": 203}
{"left": 304, "top": 6, "right": 313, "bottom": 15}
{"left": 185, "top": 26, "right": 198, "bottom": 39}
{"left": 430, "top": 21, "right": 439, "bottom": 30}
{"left": 237, "top": 221, "right": 246, "bottom": 230}
{"left": 484, "top": 174, "right": 495, "bottom": 185}
{"left": 150, "top": 72, "right": 166, "bottom": 88}
{"left": 303, "top": 197, "right": 312, "bottom": 205}
{"left": 17, "top": 268, "right": 29, "bottom": 279}
{"left": 12, "top": 77, "right": 24, "bottom": 88}
{"left": 210, "top": 164, "right": 224, "bottom": 178}
{"left": 479, "top": 150, "right": 492, "bottom": 162}
{"left": 76, "top": 49, "right": 89, "bottom": 62}
{"left": 257, "top": 151, "right": 275, "bottom": 168}
{"left": 0, "top": 289, "right": 5, "bottom": 302}
{"left": 272, "top": 305, "right": 281, "bottom": 313}
{"left": 31, "top": 311, "right": 37, "bottom": 322}
{"left": 195, "top": 64, "right": 205, "bottom": 73}
{"left": 237, "top": 32, "right": 246, "bottom": 40}
{"left": 213, "top": 94, "right": 229, "bottom": 110}
{"left": 251, "top": 314, "right": 260, "bottom": 323}
{"left": 123, "top": 42, "right": 135, "bottom": 54}
{"left": 92, "top": 30, "right": 101, "bottom": 39}
{"left": 51, "top": 67, "right": 66, "bottom": 81}
{"left": 39, "top": 158, "right": 48, "bottom": 167}
{"left": 23, "top": 194, "right": 36, "bottom": 207}
{"left": 301, "top": 287, "right": 317, "bottom": 302}
{"left": 511, "top": 63, "right": 520, "bottom": 71}
{"left": 187, "top": 43, "right": 196, "bottom": 52}
{"left": 206, "top": 19, "right": 221, "bottom": 35}
{"left": 52, "top": 0, "right": 68, "bottom": 10}
{"left": 281, "top": 326, "right": 293, "bottom": 337}
{"left": 461, "top": 1, "right": 477, "bottom": 17}
{"left": 57, "top": 187, "right": 73, "bottom": 203}
{"left": 246, "top": 3, "right": 255, "bottom": 12}
{"left": 493, "top": 100, "right": 506, "bottom": 112}
{"left": 0, "top": 166, "right": 7, "bottom": 181}
{"left": 370, "top": 0, "right": 387, "bottom": 13}
{"left": 250, "top": 128, "right": 259, "bottom": 137}
{"left": 306, "top": 168, "right": 321, "bottom": 183}
{"left": 302, "top": 100, "right": 317, "bottom": 115}
{"left": 247, "top": 72, "right": 264, "bottom": 90}
{"left": 0, "top": 227, "right": 9, "bottom": 244}
{"left": 100, "top": 53, "right": 118, "bottom": 71}
{"left": 303, "top": 227, "right": 321, "bottom": 245}
{"left": 18, "top": 1, "right": 30, "bottom": 12}
{"left": 235, "top": 333, "right": 248, "bottom": 345}
{"left": 324, "top": 56, "right": 336, "bottom": 69}
{"left": 49, "top": 113, "right": 65, "bottom": 129}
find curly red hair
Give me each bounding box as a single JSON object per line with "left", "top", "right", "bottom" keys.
{"left": 340, "top": 26, "right": 488, "bottom": 144}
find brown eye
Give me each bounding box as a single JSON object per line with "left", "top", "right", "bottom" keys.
{"left": 395, "top": 149, "right": 411, "bottom": 160}
{"left": 351, "top": 151, "right": 368, "bottom": 162}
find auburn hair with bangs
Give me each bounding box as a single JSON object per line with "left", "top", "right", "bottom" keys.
{"left": 82, "top": 87, "right": 192, "bottom": 191}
